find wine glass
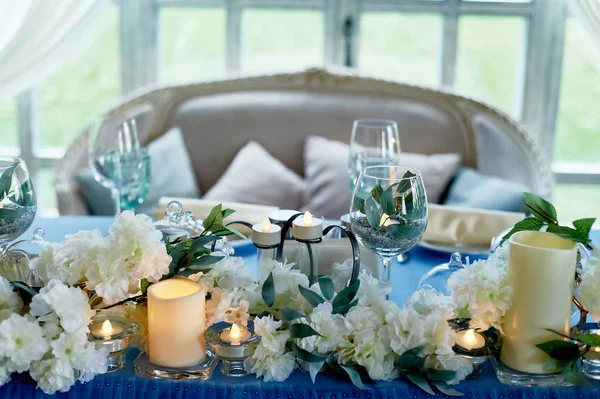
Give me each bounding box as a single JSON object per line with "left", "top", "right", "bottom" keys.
{"left": 89, "top": 116, "right": 151, "bottom": 215}
{"left": 347, "top": 119, "right": 400, "bottom": 191}
{"left": 0, "top": 157, "right": 36, "bottom": 247}
{"left": 349, "top": 165, "right": 428, "bottom": 286}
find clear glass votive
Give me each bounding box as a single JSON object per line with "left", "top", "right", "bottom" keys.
{"left": 452, "top": 326, "right": 497, "bottom": 379}
{"left": 572, "top": 323, "right": 600, "bottom": 380}
{"left": 205, "top": 321, "right": 260, "bottom": 377}
{"left": 89, "top": 314, "right": 139, "bottom": 372}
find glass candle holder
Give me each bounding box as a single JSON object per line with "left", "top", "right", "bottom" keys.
{"left": 205, "top": 321, "right": 260, "bottom": 377}
{"left": 89, "top": 314, "right": 139, "bottom": 372}
{"left": 452, "top": 326, "right": 497, "bottom": 379}
{"left": 572, "top": 323, "right": 600, "bottom": 380}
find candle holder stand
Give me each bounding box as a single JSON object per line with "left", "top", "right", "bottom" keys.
{"left": 205, "top": 321, "right": 260, "bottom": 377}
{"left": 88, "top": 314, "right": 139, "bottom": 373}
{"left": 276, "top": 214, "right": 361, "bottom": 286}
{"left": 571, "top": 322, "right": 600, "bottom": 381}
{"left": 134, "top": 349, "right": 218, "bottom": 380}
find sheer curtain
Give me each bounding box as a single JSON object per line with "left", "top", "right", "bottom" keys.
{"left": 0, "top": 0, "right": 109, "bottom": 98}
{"left": 567, "top": 0, "right": 600, "bottom": 54}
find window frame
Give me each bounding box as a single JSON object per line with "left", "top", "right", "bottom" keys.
{"left": 7, "top": 0, "right": 599, "bottom": 216}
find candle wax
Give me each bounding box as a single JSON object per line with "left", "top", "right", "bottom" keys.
{"left": 220, "top": 324, "right": 252, "bottom": 345}
{"left": 455, "top": 329, "right": 485, "bottom": 351}
{"left": 91, "top": 320, "right": 124, "bottom": 339}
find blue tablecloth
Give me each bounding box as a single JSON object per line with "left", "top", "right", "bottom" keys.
{"left": 2, "top": 217, "right": 600, "bottom": 398}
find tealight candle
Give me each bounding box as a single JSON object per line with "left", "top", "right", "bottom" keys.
{"left": 88, "top": 315, "right": 138, "bottom": 373}
{"left": 251, "top": 217, "right": 281, "bottom": 247}
{"left": 456, "top": 329, "right": 486, "bottom": 351}
{"left": 220, "top": 323, "right": 252, "bottom": 346}
{"left": 292, "top": 211, "right": 323, "bottom": 241}
{"left": 91, "top": 320, "right": 124, "bottom": 339}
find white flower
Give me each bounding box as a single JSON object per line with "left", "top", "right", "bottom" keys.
{"left": 258, "top": 258, "right": 309, "bottom": 295}
{"left": 120, "top": 302, "right": 149, "bottom": 352}
{"left": 30, "top": 280, "right": 95, "bottom": 334}
{"left": 206, "top": 288, "right": 244, "bottom": 326}
{"left": 330, "top": 259, "right": 373, "bottom": 293}
{"left": 85, "top": 251, "right": 130, "bottom": 306}
{"left": 385, "top": 307, "right": 426, "bottom": 356}
{"left": 0, "top": 275, "right": 22, "bottom": 321}
{"left": 343, "top": 305, "right": 384, "bottom": 333}
{"left": 448, "top": 257, "right": 512, "bottom": 332}
{"left": 0, "top": 359, "right": 11, "bottom": 387}
{"left": 425, "top": 353, "right": 473, "bottom": 385}
{"left": 297, "top": 302, "right": 348, "bottom": 354}
{"left": 421, "top": 313, "right": 456, "bottom": 356}
{"left": 405, "top": 288, "right": 457, "bottom": 320}
{"left": 223, "top": 300, "right": 250, "bottom": 326}
{"left": 250, "top": 347, "right": 296, "bottom": 382}
{"left": 356, "top": 271, "right": 390, "bottom": 307}
{"left": 73, "top": 345, "right": 108, "bottom": 383}
{"left": 579, "top": 251, "right": 600, "bottom": 320}
{"left": 208, "top": 257, "right": 254, "bottom": 290}
{"left": 337, "top": 327, "right": 397, "bottom": 381}
{"left": 0, "top": 314, "right": 49, "bottom": 372}
{"left": 50, "top": 332, "right": 88, "bottom": 363}
{"left": 29, "top": 357, "right": 75, "bottom": 395}
{"left": 253, "top": 315, "right": 290, "bottom": 355}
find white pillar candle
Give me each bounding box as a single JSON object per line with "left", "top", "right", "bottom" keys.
{"left": 500, "top": 231, "right": 577, "bottom": 374}
{"left": 148, "top": 279, "right": 206, "bottom": 368}
{"left": 252, "top": 217, "right": 281, "bottom": 247}
{"left": 292, "top": 211, "right": 323, "bottom": 241}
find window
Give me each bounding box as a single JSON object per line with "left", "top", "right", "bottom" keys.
{"left": 554, "top": 184, "right": 600, "bottom": 225}
{"left": 39, "top": 5, "right": 120, "bottom": 149}
{"left": 0, "top": 98, "right": 17, "bottom": 148}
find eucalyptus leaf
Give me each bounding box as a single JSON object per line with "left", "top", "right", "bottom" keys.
{"left": 523, "top": 192, "right": 557, "bottom": 223}
{"left": 386, "top": 223, "right": 422, "bottom": 241}
{"left": 309, "top": 360, "right": 324, "bottom": 383}
{"left": 318, "top": 276, "right": 334, "bottom": 300}
{"left": 426, "top": 369, "right": 456, "bottom": 382}
{"left": 536, "top": 340, "right": 581, "bottom": 362}
{"left": 353, "top": 196, "right": 365, "bottom": 214}
{"left": 298, "top": 285, "right": 325, "bottom": 308}
{"left": 290, "top": 323, "right": 322, "bottom": 339}
{"left": 279, "top": 308, "right": 306, "bottom": 321}
{"left": 395, "top": 170, "right": 416, "bottom": 194}
{"left": 262, "top": 272, "right": 275, "bottom": 307}
{"left": 189, "top": 254, "right": 224, "bottom": 267}
{"left": 381, "top": 185, "right": 396, "bottom": 216}
{"left": 203, "top": 204, "right": 223, "bottom": 232}
{"left": 340, "top": 365, "right": 368, "bottom": 390}
{"left": 224, "top": 225, "right": 247, "bottom": 240}
{"left": 0, "top": 163, "right": 17, "bottom": 199}
{"left": 332, "top": 280, "right": 360, "bottom": 309}
{"left": 332, "top": 299, "right": 358, "bottom": 315}
{"left": 190, "top": 235, "right": 221, "bottom": 252}
{"left": 291, "top": 342, "right": 327, "bottom": 363}
{"left": 365, "top": 197, "right": 381, "bottom": 229}
{"left": 8, "top": 180, "right": 34, "bottom": 207}
{"left": 433, "top": 382, "right": 464, "bottom": 397}
{"left": 9, "top": 281, "right": 37, "bottom": 298}
{"left": 372, "top": 183, "right": 384, "bottom": 204}
{"left": 0, "top": 207, "right": 27, "bottom": 220}
{"left": 394, "top": 347, "right": 424, "bottom": 370}
{"left": 406, "top": 372, "right": 435, "bottom": 395}
{"left": 174, "top": 268, "right": 207, "bottom": 278}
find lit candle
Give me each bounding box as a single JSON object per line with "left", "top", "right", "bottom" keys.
{"left": 456, "top": 329, "right": 486, "bottom": 351}
{"left": 91, "top": 319, "right": 124, "bottom": 339}
{"left": 220, "top": 323, "right": 252, "bottom": 346}
{"left": 148, "top": 279, "right": 206, "bottom": 368}
{"left": 292, "top": 211, "right": 323, "bottom": 241}
{"left": 380, "top": 213, "right": 391, "bottom": 227}
{"left": 251, "top": 217, "right": 282, "bottom": 247}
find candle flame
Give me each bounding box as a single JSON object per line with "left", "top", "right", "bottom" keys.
{"left": 230, "top": 323, "right": 241, "bottom": 339}
{"left": 303, "top": 211, "right": 313, "bottom": 226}
{"left": 262, "top": 217, "right": 272, "bottom": 232}
{"left": 380, "top": 213, "right": 391, "bottom": 227}
{"left": 465, "top": 329, "right": 476, "bottom": 343}
{"left": 101, "top": 320, "right": 113, "bottom": 336}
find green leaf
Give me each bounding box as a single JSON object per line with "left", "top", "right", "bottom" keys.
{"left": 573, "top": 218, "right": 596, "bottom": 244}
{"left": 395, "top": 170, "right": 416, "bottom": 194}
{"left": 0, "top": 207, "right": 27, "bottom": 220}
{"left": 309, "top": 360, "right": 324, "bottom": 383}
{"left": 575, "top": 333, "right": 600, "bottom": 347}
{"left": 175, "top": 268, "right": 209, "bottom": 278}
{"left": 546, "top": 224, "right": 579, "bottom": 242}
{"left": 426, "top": 369, "right": 457, "bottom": 382}
{"left": 381, "top": 185, "right": 396, "bottom": 216}
{"left": 291, "top": 342, "right": 327, "bottom": 363}
{"left": 500, "top": 217, "right": 545, "bottom": 245}
{"left": 433, "top": 382, "right": 464, "bottom": 397}
{"left": 298, "top": 285, "right": 325, "bottom": 308}
{"left": 523, "top": 192, "right": 557, "bottom": 223}
{"left": 353, "top": 196, "right": 365, "bottom": 214}
{"left": 190, "top": 235, "right": 221, "bottom": 252}
{"left": 536, "top": 340, "right": 581, "bottom": 361}
{"left": 332, "top": 299, "right": 358, "bottom": 315}
{"left": 189, "top": 254, "right": 224, "bottom": 267}
{"left": 318, "top": 276, "right": 334, "bottom": 300}
{"left": 372, "top": 182, "right": 384, "bottom": 204}
{"left": 221, "top": 208, "right": 235, "bottom": 219}
{"left": 562, "top": 358, "right": 590, "bottom": 386}
{"left": 332, "top": 280, "right": 360, "bottom": 309}
{"left": 290, "top": 323, "right": 322, "bottom": 339}
{"left": 406, "top": 372, "right": 435, "bottom": 395}
{"left": 386, "top": 223, "right": 422, "bottom": 241}
{"left": 224, "top": 225, "right": 247, "bottom": 240}
{"left": 203, "top": 204, "right": 223, "bottom": 232}
{"left": 262, "top": 272, "right": 275, "bottom": 307}
{"left": 164, "top": 235, "right": 173, "bottom": 254}
{"left": 365, "top": 197, "right": 381, "bottom": 229}
{"left": 279, "top": 308, "right": 306, "bottom": 321}
{"left": 140, "top": 278, "right": 151, "bottom": 295}
{"left": 341, "top": 365, "right": 368, "bottom": 390}
{"left": 394, "top": 347, "right": 424, "bottom": 370}
{"left": 9, "top": 180, "right": 34, "bottom": 207}
{"left": 0, "top": 162, "right": 18, "bottom": 199}
{"left": 9, "top": 281, "right": 37, "bottom": 298}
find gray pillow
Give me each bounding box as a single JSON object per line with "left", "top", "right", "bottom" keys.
{"left": 76, "top": 127, "right": 201, "bottom": 216}
{"left": 443, "top": 167, "right": 529, "bottom": 213}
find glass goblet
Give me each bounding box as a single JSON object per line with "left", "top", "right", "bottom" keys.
{"left": 349, "top": 165, "right": 428, "bottom": 286}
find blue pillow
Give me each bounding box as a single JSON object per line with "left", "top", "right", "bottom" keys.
{"left": 443, "top": 167, "right": 529, "bottom": 213}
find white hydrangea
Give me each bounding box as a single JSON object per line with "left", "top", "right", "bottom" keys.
{"left": 0, "top": 359, "right": 11, "bottom": 387}
{"left": 253, "top": 315, "right": 290, "bottom": 354}
{"left": 206, "top": 288, "right": 245, "bottom": 326}
{"left": 207, "top": 257, "right": 255, "bottom": 290}
{"left": 258, "top": 258, "right": 309, "bottom": 295}
{"left": 73, "top": 344, "right": 108, "bottom": 383}
{"left": 578, "top": 250, "right": 600, "bottom": 319}
{"left": 330, "top": 259, "right": 373, "bottom": 293}
{"left": 297, "top": 302, "right": 348, "bottom": 354}
{"left": 447, "top": 257, "right": 512, "bottom": 332}
{"left": 0, "top": 275, "right": 22, "bottom": 322}
{"left": 0, "top": 314, "right": 48, "bottom": 372}
{"left": 250, "top": 315, "right": 295, "bottom": 382}
{"left": 405, "top": 288, "right": 457, "bottom": 321}
{"left": 385, "top": 307, "right": 426, "bottom": 356}
{"left": 84, "top": 251, "right": 130, "bottom": 306}
{"left": 421, "top": 312, "right": 456, "bottom": 356}
{"left": 355, "top": 271, "right": 390, "bottom": 307}
{"left": 29, "top": 357, "right": 75, "bottom": 395}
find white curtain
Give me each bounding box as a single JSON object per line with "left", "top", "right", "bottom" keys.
{"left": 0, "top": 0, "right": 109, "bottom": 98}
{"left": 567, "top": 0, "right": 600, "bottom": 54}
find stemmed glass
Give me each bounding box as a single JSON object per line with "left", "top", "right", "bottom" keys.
{"left": 347, "top": 119, "right": 400, "bottom": 191}
{"left": 349, "top": 165, "right": 428, "bottom": 285}
{"left": 89, "top": 116, "right": 151, "bottom": 215}
{"left": 0, "top": 157, "right": 36, "bottom": 247}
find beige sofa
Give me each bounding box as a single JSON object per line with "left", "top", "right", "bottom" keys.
{"left": 55, "top": 68, "right": 552, "bottom": 215}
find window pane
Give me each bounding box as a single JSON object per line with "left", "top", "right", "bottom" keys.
{"left": 456, "top": 16, "right": 526, "bottom": 116}
{"left": 160, "top": 8, "right": 226, "bottom": 83}
{"left": 0, "top": 98, "right": 17, "bottom": 148}
{"left": 242, "top": 9, "right": 324, "bottom": 72}
{"left": 555, "top": 18, "right": 600, "bottom": 163}
{"left": 39, "top": 5, "right": 120, "bottom": 149}
{"left": 554, "top": 184, "right": 600, "bottom": 225}
{"left": 359, "top": 13, "right": 440, "bottom": 85}
{"left": 36, "top": 168, "right": 59, "bottom": 217}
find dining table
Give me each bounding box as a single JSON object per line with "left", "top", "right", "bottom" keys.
{"left": 2, "top": 216, "right": 599, "bottom": 399}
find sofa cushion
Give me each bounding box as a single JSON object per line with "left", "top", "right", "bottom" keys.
{"left": 203, "top": 141, "right": 305, "bottom": 210}
{"left": 303, "top": 135, "right": 461, "bottom": 219}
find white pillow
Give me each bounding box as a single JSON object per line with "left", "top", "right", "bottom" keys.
{"left": 303, "top": 135, "right": 461, "bottom": 219}
{"left": 204, "top": 141, "right": 305, "bottom": 209}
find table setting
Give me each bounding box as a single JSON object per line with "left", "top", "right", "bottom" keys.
{"left": 0, "top": 117, "right": 599, "bottom": 398}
